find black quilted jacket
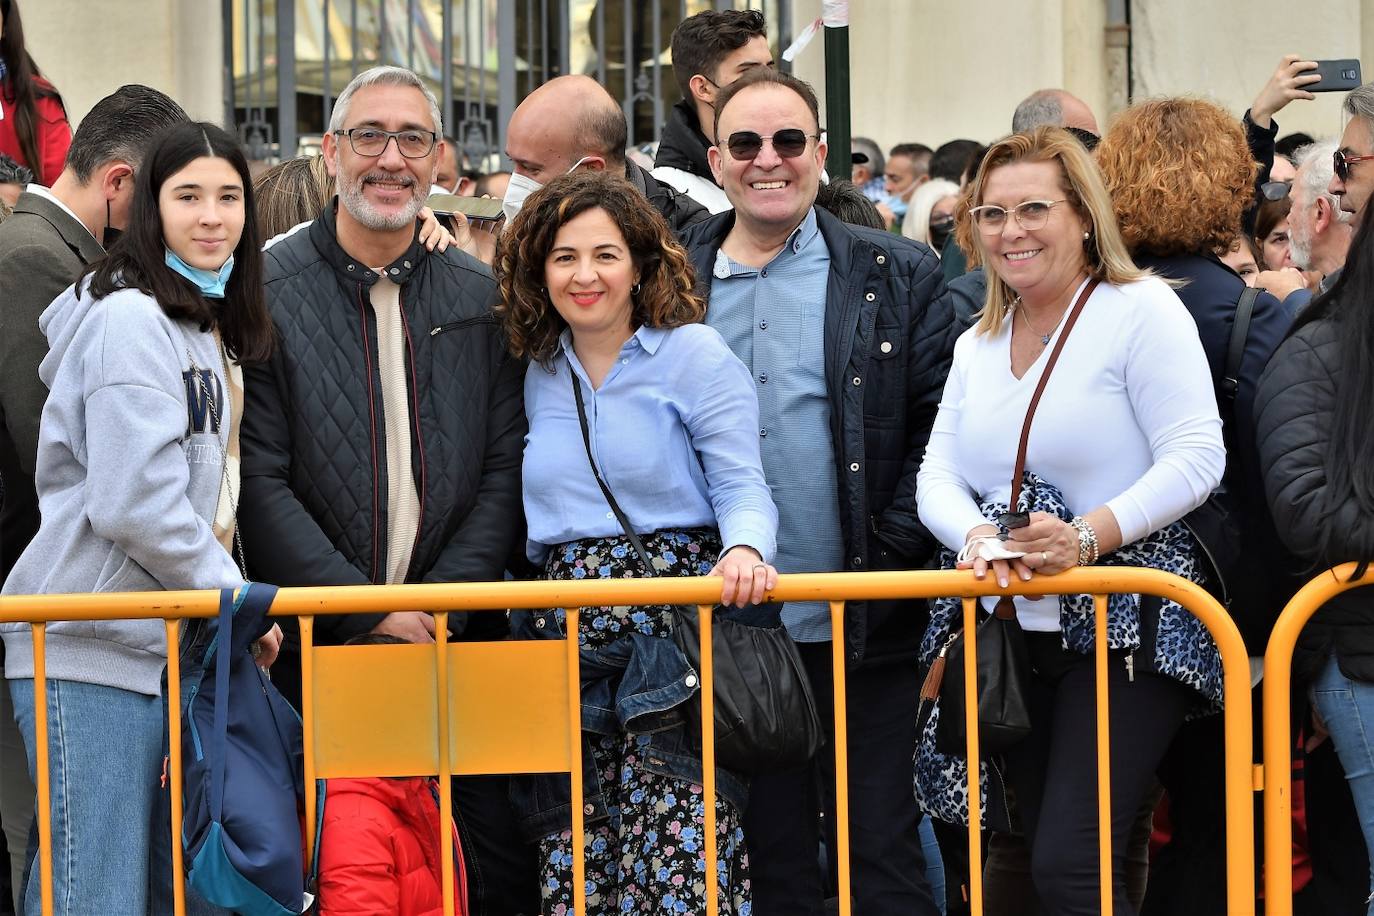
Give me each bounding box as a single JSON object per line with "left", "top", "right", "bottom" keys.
{"left": 681, "top": 206, "right": 959, "bottom": 666}
{"left": 240, "top": 205, "right": 526, "bottom": 646}
{"left": 1255, "top": 312, "right": 1374, "bottom": 684}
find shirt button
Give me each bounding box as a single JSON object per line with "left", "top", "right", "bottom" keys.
{"left": 403, "top": 260, "right": 412, "bottom": 268}
{"left": 865, "top": 292, "right": 876, "bottom": 302}
{"left": 389, "top": 268, "right": 400, "bottom": 275}
{"left": 761, "top": 269, "right": 768, "bottom": 277}
{"left": 535, "top": 617, "right": 546, "bottom": 629}
{"left": 685, "top": 673, "right": 698, "bottom": 688}
{"left": 584, "top": 804, "right": 595, "bottom": 815}
{"left": 849, "top": 462, "right": 859, "bottom": 472}
{"left": 759, "top": 428, "right": 768, "bottom": 438}
{"left": 852, "top": 376, "right": 862, "bottom": 386}
{"left": 851, "top": 556, "right": 863, "bottom": 568}
{"left": 876, "top": 254, "right": 886, "bottom": 265}
{"left": 621, "top": 358, "right": 628, "bottom": 364}
{"left": 880, "top": 341, "right": 893, "bottom": 354}
{"left": 606, "top": 512, "right": 614, "bottom": 519}
{"left": 758, "top": 373, "right": 768, "bottom": 384}
{"left": 759, "top": 320, "right": 768, "bottom": 330}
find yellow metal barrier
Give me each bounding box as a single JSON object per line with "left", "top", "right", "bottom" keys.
{"left": 1262, "top": 562, "right": 1374, "bottom": 915}
{"left": 0, "top": 567, "right": 1255, "bottom": 916}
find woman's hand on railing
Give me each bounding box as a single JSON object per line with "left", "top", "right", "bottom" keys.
{"left": 1004, "top": 512, "right": 1080, "bottom": 576}
{"left": 251, "top": 623, "right": 283, "bottom": 669}
{"left": 710, "top": 545, "right": 779, "bottom": 608}
{"left": 957, "top": 523, "right": 1034, "bottom": 588}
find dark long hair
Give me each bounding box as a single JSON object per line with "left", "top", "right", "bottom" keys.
{"left": 1289, "top": 201, "right": 1374, "bottom": 577}
{"left": 87, "top": 122, "right": 273, "bottom": 362}
{"left": 0, "top": 0, "right": 65, "bottom": 184}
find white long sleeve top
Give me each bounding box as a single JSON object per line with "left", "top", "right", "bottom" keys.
{"left": 916, "top": 276, "right": 1226, "bottom": 631}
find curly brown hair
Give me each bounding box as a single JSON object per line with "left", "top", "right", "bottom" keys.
{"left": 1095, "top": 98, "right": 1257, "bottom": 257}
{"left": 493, "top": 170, "right": 705, "bottom": 364}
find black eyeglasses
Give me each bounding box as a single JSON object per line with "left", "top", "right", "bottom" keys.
{"left": 1334, "top": 148, "right": 1374, "bottom": 182}
{"left": 334, "top": 127, "right": 438, "bottom": 159}
{"left": 723, "top": 129, "right": 821, "bottom": 161}
{"left": 1260, "top": 180, "right": 1291, "bottom": 201}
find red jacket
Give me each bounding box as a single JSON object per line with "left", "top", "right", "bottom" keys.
{"left": 318, "top": 777, "right": 467, "bottom": 916}
{"left": 0, "top": 78, "right": 70, "bottom": 186}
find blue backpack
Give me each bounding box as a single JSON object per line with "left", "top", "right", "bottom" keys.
{"left": 181, "top": 583, "right": 322, "bottom": 915}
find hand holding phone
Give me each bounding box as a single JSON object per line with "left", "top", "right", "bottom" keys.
{"left": 1309, "top": 59, "right": 1362, "bottom": 93}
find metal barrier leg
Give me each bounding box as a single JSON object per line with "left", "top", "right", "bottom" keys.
{"left": 1093, "top": 594, "right": 1113, "bottom": 916}
{"left": 31, "top": 623, "right": 53, "bottom": 916}
{"left": 961, "top": 597, "right": 984, "bottom": 916}
{"left": 300, "top": 616, "right": 318, "bottom": 878}
{"left": 164, "top": 620, "right": 187, "bottom": 916}
{"left": 829, "top": 601, "right": 852, "bottom": 916}
{"left": 435, "top": 613, "right": 455, "bottom": 916}
{"left": 566, "top": 608, "right": 586, "bottom": 916}
{"left": 699, "top": 604, "right": 719, "bottom": 916}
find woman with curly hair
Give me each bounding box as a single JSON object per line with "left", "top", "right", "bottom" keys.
{"left": 1096, "top": 96, "right": 1295, "bottom": 912}
{"left": 494, "top": 168, "right": 778, "bottom": 915}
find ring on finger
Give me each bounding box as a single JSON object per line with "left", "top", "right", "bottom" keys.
{"left": 1041, "top": 551, "right": 1049, "bottom": 566}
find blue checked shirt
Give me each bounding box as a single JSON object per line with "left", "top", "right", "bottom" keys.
{"left": 705, "top": 208, "right": 844, "bottom": 642}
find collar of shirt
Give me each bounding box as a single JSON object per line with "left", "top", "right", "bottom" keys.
{"left": 558, "top": 324, "right": 669, "bottom": 379}
{"left": 714, "top": 206, "right": 821, "bottom": 280}
{"left": 25, "top": 184, "right": 100, "bottom": 246}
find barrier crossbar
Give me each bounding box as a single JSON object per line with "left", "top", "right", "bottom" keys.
{"left": 1262, "top": 562, "right": 1374, "bottom": 916}
{"left": 0, "top": 567, "right": 1254, "bottom": 916}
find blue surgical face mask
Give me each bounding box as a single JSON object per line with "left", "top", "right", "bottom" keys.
{"left": 164, "top": 248, "right": 234, "bottom": 299}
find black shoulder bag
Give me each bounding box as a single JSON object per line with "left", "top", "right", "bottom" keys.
{"left": 923, "top": 278, "right": 1099, "bottom": 757}
{"left": 570, "top": 370, "right": 824, "bottom": 774}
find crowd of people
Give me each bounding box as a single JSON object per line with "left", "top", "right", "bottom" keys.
{"left": 1, "top": 2, "right": 1374, "bottom": 915}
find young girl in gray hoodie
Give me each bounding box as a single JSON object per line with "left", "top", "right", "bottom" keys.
{"left": 0, "top": 121, "right": 277, "bottom": 916}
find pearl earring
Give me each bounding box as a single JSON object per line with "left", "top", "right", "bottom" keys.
{"left": 1083, "top": 231, "right": 1090, "bottom": 240}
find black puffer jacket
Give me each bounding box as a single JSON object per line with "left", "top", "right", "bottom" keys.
{"left": 654, "top": 99, "right": 713, "bottom": 180}
{"left": 626, "top": 159, "right": 709, "bottom": 236}
{"left": 1255, "top": 311, "right": 1374, "bottom": 684}
{"left": 681, "top": 206, "right": 958, "bottom": 666}
{"left": 240, "top": 204, "right": 525, "bottom": 642}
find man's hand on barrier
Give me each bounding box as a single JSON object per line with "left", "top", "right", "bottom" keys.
{"left": 251, "top": 624, "right": 283, "bottom": 669}
{"left": 371, "top": 611, "right": 438, "bottom": 644}
{"left": 710, "top": 545, "right": 779, "bottom": 608}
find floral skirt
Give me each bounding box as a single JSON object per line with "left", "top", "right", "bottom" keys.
{"left": 538, "top": 529, "right": 751, "bottom": 916}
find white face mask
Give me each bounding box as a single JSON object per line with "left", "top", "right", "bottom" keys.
{"left": 501, "top": 157, "right": 594, "bottom": 225}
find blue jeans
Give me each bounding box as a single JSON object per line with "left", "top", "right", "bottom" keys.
{"left": 9, "top": 678, "right": 166, "bottom": 916}
{"left": 1311, "top": 655, "right": 1374, "bottom": 915}
{"left": 918, "top": 815, "right": 946, "bottom": 914}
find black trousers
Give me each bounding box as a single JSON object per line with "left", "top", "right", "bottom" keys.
{"left": 743, "top": 640, "right": 940, "bottom": 915}
{"left": 1001, "top": 632, "right": 1194, "bottom": 916}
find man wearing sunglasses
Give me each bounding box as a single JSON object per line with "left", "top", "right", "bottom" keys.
{"left": 683, "top": 67, "right": 956, "bottom": 916}
{"left": 1332, "top": 81, "right": 1374, "bottom": 219}
{"left": 239, "top": 66, "right": 533, "bottom": 915}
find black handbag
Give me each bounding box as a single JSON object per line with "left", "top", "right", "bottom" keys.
{"left": 570, "top": 371, "right": 824, "bottom": 773}
{"left": 922, "top": 278, "right": 1100, "bottom": 757}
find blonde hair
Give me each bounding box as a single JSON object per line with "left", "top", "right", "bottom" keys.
{"left": 959, "top": 127, "right": 1148, "bottom": 336}
{"left": 253, "top": 154, "right": 334, "bottom": 239}
{"left": 901, "top": 178, "right": 959, "bottom": 246}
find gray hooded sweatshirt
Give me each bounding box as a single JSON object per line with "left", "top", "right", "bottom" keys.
{"left": 1, "top": 280, "right": 245, "bottom": 696}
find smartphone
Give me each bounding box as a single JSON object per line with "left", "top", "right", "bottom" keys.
{"left": 427, "top": 193, "right": 505, "bottom": 221}
{"left": 1309, "top": 59, "right": 1362, "bottom": 93}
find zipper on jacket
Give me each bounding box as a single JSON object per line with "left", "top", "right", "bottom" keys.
{"left": 186, "top": 684, "right": 205, "bottom": 761}
{"left": 429, "top": 315, "right": 496, "bottom": 337}
{"left": 356, "top": 284, "right": 384, "bottom": 583}
{"left": 400, "top": 287, "right": 428, "bottom": 582}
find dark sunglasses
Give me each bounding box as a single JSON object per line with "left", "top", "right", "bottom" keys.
{"left": 1259, "top": 180, "right": 1291, "bottom": 201}
{"left": 1334, "top": 148, "right": 1374, "bottom": 182}
{"left": 724, "top": 129, "right": 821, "bottom": 161}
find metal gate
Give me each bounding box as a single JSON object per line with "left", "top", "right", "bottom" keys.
{"left": 226, "top": 0, "right": 792, "bottom": 168}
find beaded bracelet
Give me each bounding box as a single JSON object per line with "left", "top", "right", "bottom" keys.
{"left": 1070, "top": 516, "right": 1100, "bottom": 566}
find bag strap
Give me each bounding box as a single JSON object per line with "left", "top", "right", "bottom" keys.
{"left": 208, "top": 582, "right": 273, "bottom": 822}
{"left": 995, "top": 278, "right": 1099, "bottom": 621}
{"left": 1221, "top": 285, "right": 1259, "bottom": 402}
{"left": 570, "top": 370, "right": 660, "bottom": 578}
{"left": 1008, "top": 277, "right": 1100, "bottom": 508}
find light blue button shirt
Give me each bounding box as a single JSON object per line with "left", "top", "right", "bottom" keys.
{"left": 523, "top": 323, "right": 777, "bottom": 567}
{"left": 705, "top": 208, "right": 844, "bottom": 642}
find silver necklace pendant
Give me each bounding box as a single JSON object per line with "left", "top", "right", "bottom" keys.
{"left": 1040, "top": 332, "right": 1051, "bottom": 346}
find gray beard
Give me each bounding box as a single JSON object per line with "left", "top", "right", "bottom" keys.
{"left": 1287, "top": 219, "right": 1313, "bottom": 271}
{"left": 339, "top": 173, "right": 425, "bottom": 231}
